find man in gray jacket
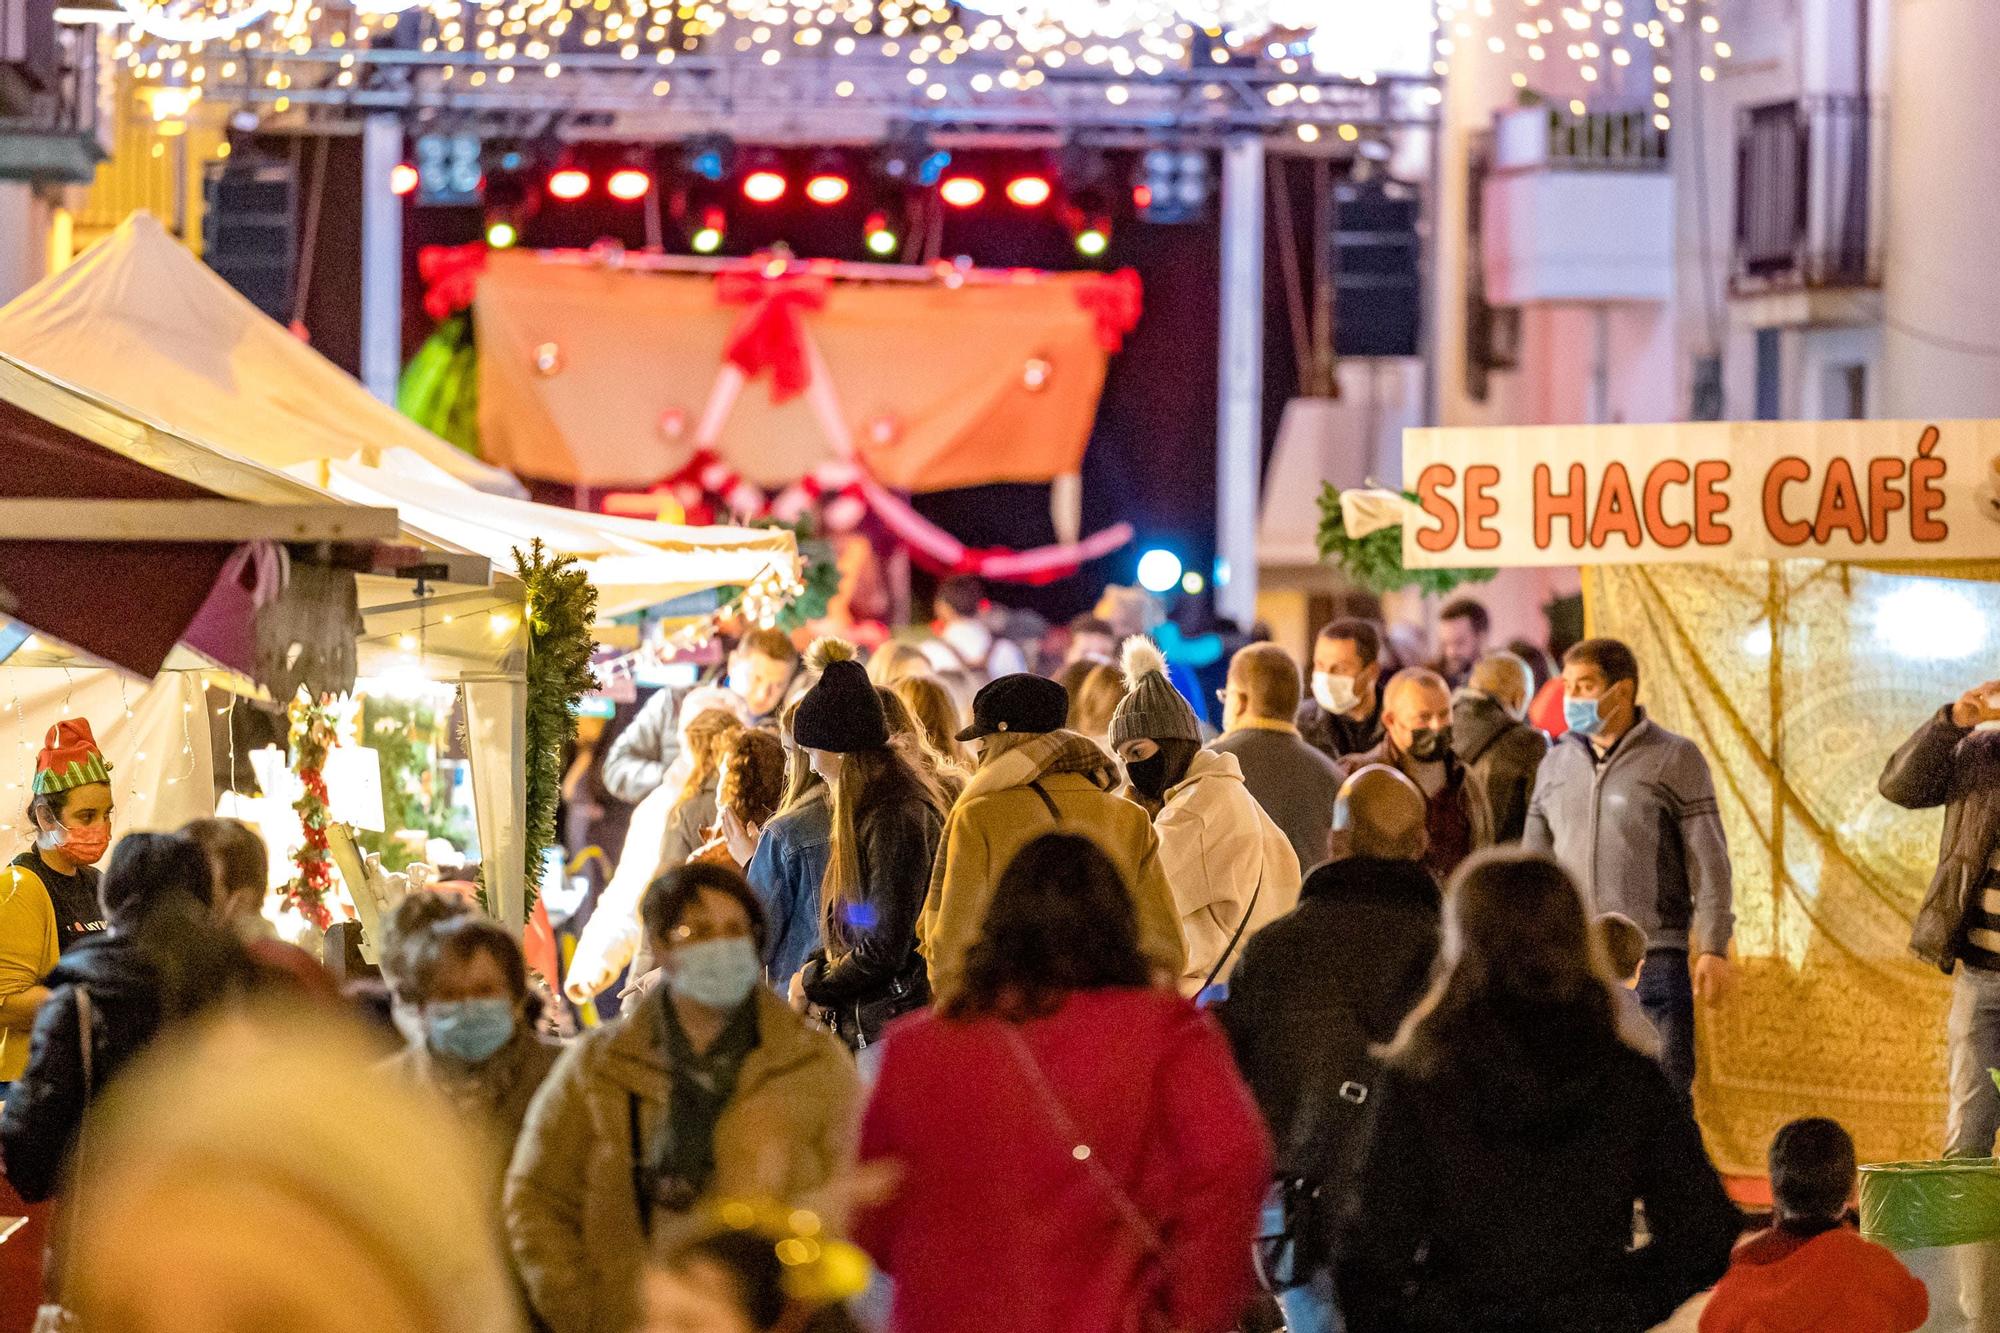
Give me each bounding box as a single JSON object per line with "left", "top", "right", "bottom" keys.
{"left": 1524, "top": 637, "right": 1735, "bottom": 1094}
{"left": 601, "top": 628, "right": 800, "bottom": 805}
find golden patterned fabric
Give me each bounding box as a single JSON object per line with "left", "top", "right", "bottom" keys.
{"left": 1581, "top": 561, "right": 2000, "bottom": 1174}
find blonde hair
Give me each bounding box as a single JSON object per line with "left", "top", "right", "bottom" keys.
{"left": 878, "top": 686, "right": 966, "bottom": 802}
{"left": 775, "top": 695, "right": 822, "bottom": 816}
{"left": 893, "top": 674, "right": 972, "bottom": 774}
{"left": 866, "top": 641, "right": 932, "bottom": 689}
{"left": 674, "top": 708, "right": 745, "bottom": 820}
{"left": 1068, "top": 664, "right": 1125, "bottom": 738}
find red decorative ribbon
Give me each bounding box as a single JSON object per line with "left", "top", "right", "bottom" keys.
{"left": 1073, "top": 268, "right": 1144, "bottom": 353}
{"left": 716, "top": 270, "right": 832, "bottom": 403}
{"left": 418, "top": 243, "right": 490, "bottom": 322}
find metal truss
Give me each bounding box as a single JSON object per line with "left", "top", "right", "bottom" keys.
{"left": 203, "top": 47, "right": 1438, "bottom": 144}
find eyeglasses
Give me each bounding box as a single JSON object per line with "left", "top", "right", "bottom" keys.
{"left": 670, "top": 920, "right": 753, "bottom": 946}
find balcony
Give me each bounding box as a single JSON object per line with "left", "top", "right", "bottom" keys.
{"left": 1730, "top": 95, "right": 1884, "bottom": 327}
{"left": 1480, "top": 105, "right": 1674, "bottom": 306}
{"left": 0, "top": 25, "right": 107, "bottom": 184}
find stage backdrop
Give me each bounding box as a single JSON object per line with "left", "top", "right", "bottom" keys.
{"left": 474, "top": 251, "right": 1131, "bottom": 491}
{"left": 1583, "top": 560, "right": 1981, "bottom": 1175}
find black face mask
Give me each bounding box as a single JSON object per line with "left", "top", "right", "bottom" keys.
{"left": 1406, "top": 726, "right": 1452, "bottom": 763}
{"left": 1125, "top": 752, "right": 1172, "bottom": 800}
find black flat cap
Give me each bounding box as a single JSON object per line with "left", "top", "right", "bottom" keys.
{"left": 956, "top": 673, "right": 1070, "bottom": 742}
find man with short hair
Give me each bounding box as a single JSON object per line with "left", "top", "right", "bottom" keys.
{"left": 1435, "top": 598, "right": 1492, "bottom": 690}
{"left": 1217, "top": 764, "right": 1443, "bottom": 1333}
{"left": 1525, "top": 637, "right": 1736, "bottom": 1095}
{"left": 1337, "top": 669, "right": 1494, "bottom": 884}
{"left": 1298, "top": 618, "right": 1388, "bottom": 764}
{"left": 922, "top": 574, "right": 1028, "bottom": 685}
{"left": 1213, "top": 643, "right": 1345, "bottom": 872}
{"left": 1451, "top": 651, "right": 1550, "bottom": 843}
{"left": 602, "top": 628, "right": 800, "bottom": 805}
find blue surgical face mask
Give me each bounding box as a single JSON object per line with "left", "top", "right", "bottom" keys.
{"left": 425, "top": 997, "right": 518, "bottom": 1064}
{"left": 668, "top": 936, "right": 763, "bottom": 1010}
{"left": 1564, "top": 694, "right": 1605, "bottom": 737}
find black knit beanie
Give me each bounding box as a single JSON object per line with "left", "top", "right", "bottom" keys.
{"left": 792, "top": 641, "right": 888, "bottom": 753}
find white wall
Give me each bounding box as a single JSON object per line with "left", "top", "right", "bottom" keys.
{"left": 0, "top": 184, "right": 51, "bottom": 307}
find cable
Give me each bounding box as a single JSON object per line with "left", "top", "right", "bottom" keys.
{"left": 1882, "top": 313, "right": 2000, "bottom": 362}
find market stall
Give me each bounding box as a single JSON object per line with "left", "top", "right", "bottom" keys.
{"left": 1400, "top": 417, "right": 2000, "bottom": 1173}
{"left": 0, "top": 346, "right": 535, "bottom": 925}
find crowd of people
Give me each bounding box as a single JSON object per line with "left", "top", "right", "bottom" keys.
{"left": 0, "top": 575, "right": 1955, "bottom": 1333}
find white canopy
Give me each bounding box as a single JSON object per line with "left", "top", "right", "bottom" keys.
{"left": 0, "top": 212, "right": 523, "bottom": 497}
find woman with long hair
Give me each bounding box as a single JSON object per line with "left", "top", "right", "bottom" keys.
{"left": 856, "top": 833, "right": 1270, "bottom": 1332}
{"left": 864, "top": 643, "right": 931, "bottom": 691}
{"left": 697, "top": 729, "right": 788, "bottom": 871}
{"left": 1065, "top": 663, "right": 1126, "bottom": 752}
{"left": 745, "top": 698, "right": 833, "bottom": 994}
{"left": 789, "top": 639, "right": 948, "bottom": 1055}
{"left": 891, "top": 675, "right": 972, "bottom": 775}
{"left": 877, "top": 687, "right": 967, "bottom": 803}
{"left": 1334, "top": 849, "right": 1739, "bottom": 1333}
{"left": 665, "top": 709, "right": 747, "bottom": 869}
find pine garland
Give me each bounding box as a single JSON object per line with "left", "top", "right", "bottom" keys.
{"left": 516, "top": 539, "right": 599, "bottom": 919}
{"left": 284, "top": 690, "right": 338, "bottom": 931}
{"left": 1315, "top": 483, "right": 1495, "bottom": 598}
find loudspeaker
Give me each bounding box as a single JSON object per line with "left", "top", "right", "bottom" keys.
{"left": 1333, "top": 180, "right": 1420, "bottom": 359}
{"left": 202, "top": 153, "right": 298, "bottom": 322}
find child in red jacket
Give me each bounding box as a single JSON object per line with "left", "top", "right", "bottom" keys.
{"left": 1701, "top": 1117, "right": 1927, "bottom": 1333}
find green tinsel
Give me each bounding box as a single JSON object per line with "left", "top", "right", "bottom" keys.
{"left": 1315, "top": 483, "right": 1495, "bottom": 598}
{"left": 515, "top": 539, "right": 599, "bottom": 919}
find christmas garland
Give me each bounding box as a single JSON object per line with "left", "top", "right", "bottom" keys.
{"left": 1316, "top": 483, "right": 1495, "bottom": 598}
{"left": 518, "top": 539, "right": 599, "bottom": 920}
{"left": 285, "top": 689, "right": 338, "bottom": 931}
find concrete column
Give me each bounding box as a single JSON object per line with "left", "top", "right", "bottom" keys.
{"left": 1215, "top": 134, "right": 1265, "bottom": 629}
{"left": 359, "top": 113, "right": 404, "bottom": 405}
{"left": 1880, "top": 0, "right": 2000, "bottom": 416}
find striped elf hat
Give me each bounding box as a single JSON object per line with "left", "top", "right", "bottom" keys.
{"left": 33, "top": 719, "right": 112, "bottom": 796}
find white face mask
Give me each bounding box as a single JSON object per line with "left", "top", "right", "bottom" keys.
{"left": 1313, "top": 671, "right": 1362, "bottom": 716}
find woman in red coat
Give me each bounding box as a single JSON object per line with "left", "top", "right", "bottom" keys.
{"left": 855, "top": 832, "right": 1271, "bottom": 1333}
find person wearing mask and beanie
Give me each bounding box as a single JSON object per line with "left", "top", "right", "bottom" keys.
{"left": 1451, "top": 651, "right": 1550, "bottom": 845}
{"left": 1217, "top": 765, "right": 1443, "bottom": 1333}
{"left": 1338, "top": 669, "right": 1494, "bottom": 886}
{"left": 788, "top": 639, "right": 949, "bottom": 1057}
{"left": 388, "top": 916, "right": 562, "bottom": 1212}
{"left": 508, "top": 863, "right": 858, "bottom": 1333}
{"left": 1298, "top": 620, "right": 1388, "bottom": 764}
{"left": 1525, "top": 638, "right": 1735, "bottom": 1098}
{"left": 0, "top": 721, "right": 115, "bottom": 1090}
{"left": 1112, "top": 638, "right": 1300, "bottom": 997}
{"left": 919, "top": 672, "right": 1186, "bottom": 1001}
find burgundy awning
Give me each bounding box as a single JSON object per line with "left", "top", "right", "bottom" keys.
{"left": 0, "top": 397, "right": 237, "bottom": 677}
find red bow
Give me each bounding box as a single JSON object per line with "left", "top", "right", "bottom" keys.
{"left": 418, "top": 243, "right": 489, "bottom": 322}
{"left": 1073, "top": 268, "right": 1144, "bottom": 352}
{"left": 717, "top": 269, "right": 831, "bottom": 402}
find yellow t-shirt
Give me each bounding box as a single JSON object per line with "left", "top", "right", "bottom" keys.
{"left": 0, "top": 863, "right": 59, "bottom": 1080}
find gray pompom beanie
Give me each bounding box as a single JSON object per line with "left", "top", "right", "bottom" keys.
{"left": 1108, "top": 636, "right": 1201, "bottom": 748}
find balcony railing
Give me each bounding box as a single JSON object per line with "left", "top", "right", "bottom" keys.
{"left": 1733, "top": 94, "right": 1883, "bottom": 293}
{"left": 1492, "top": 104, "right": 1669, "bottom": 173}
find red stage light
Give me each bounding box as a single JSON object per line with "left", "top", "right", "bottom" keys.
{"left": 940, "top": 176, "right": 986, "bottom": 208}
{"left": 389, "top": 163, "right": 419, "bottom": 196}
{"left": 1133, "top": 183, "right": 1154, "bottom": 209}
{"left": 548, "top": 168, "right": 591, "bottom": 200}
{"left": 743, "top": 170, "right": 788, "bottom": 203}
{"left": 805, "top": 173, "right": 851, "bottom": 205}
{"left": 1004, "top": 174, "right": 1052, "bottom": 207}
{"left": 607, "top": 168, "right": 652, "bottom": 200}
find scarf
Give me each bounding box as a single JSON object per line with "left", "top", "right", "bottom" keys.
{"left": 644, "top": 991, "right": 761, "bottom": 1219}
{"left": 962, "top": 729, "right": 1119, "bottom": 804}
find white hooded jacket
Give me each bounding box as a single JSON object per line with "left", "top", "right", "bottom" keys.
{"left": 1155, "top": 747, "right": 1302, "bottom": 996}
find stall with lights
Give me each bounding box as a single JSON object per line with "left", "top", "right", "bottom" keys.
{"left": 1395, "top": 415, "right": 2000, "bottom": 1177}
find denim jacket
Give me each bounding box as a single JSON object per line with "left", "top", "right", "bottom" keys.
{"left": 745, "top": 789, "right": 831, "bottom": 988}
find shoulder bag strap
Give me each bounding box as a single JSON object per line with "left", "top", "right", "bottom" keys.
{"left": 1199, "top": 880, "right": 1261, "bottom": 997}
{"left": 1026, "top": 780, "right": 1063, "bottom": 825}
{"left": 73, "top": 985, "right": 93, "bottom": 1101}
{"left": 1000, "top": 1023, "right": 1168, "bottom": 1262}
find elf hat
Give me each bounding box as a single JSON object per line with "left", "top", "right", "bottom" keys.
{"left": 34, "top": 719, "right": 113, "bottom": 796}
